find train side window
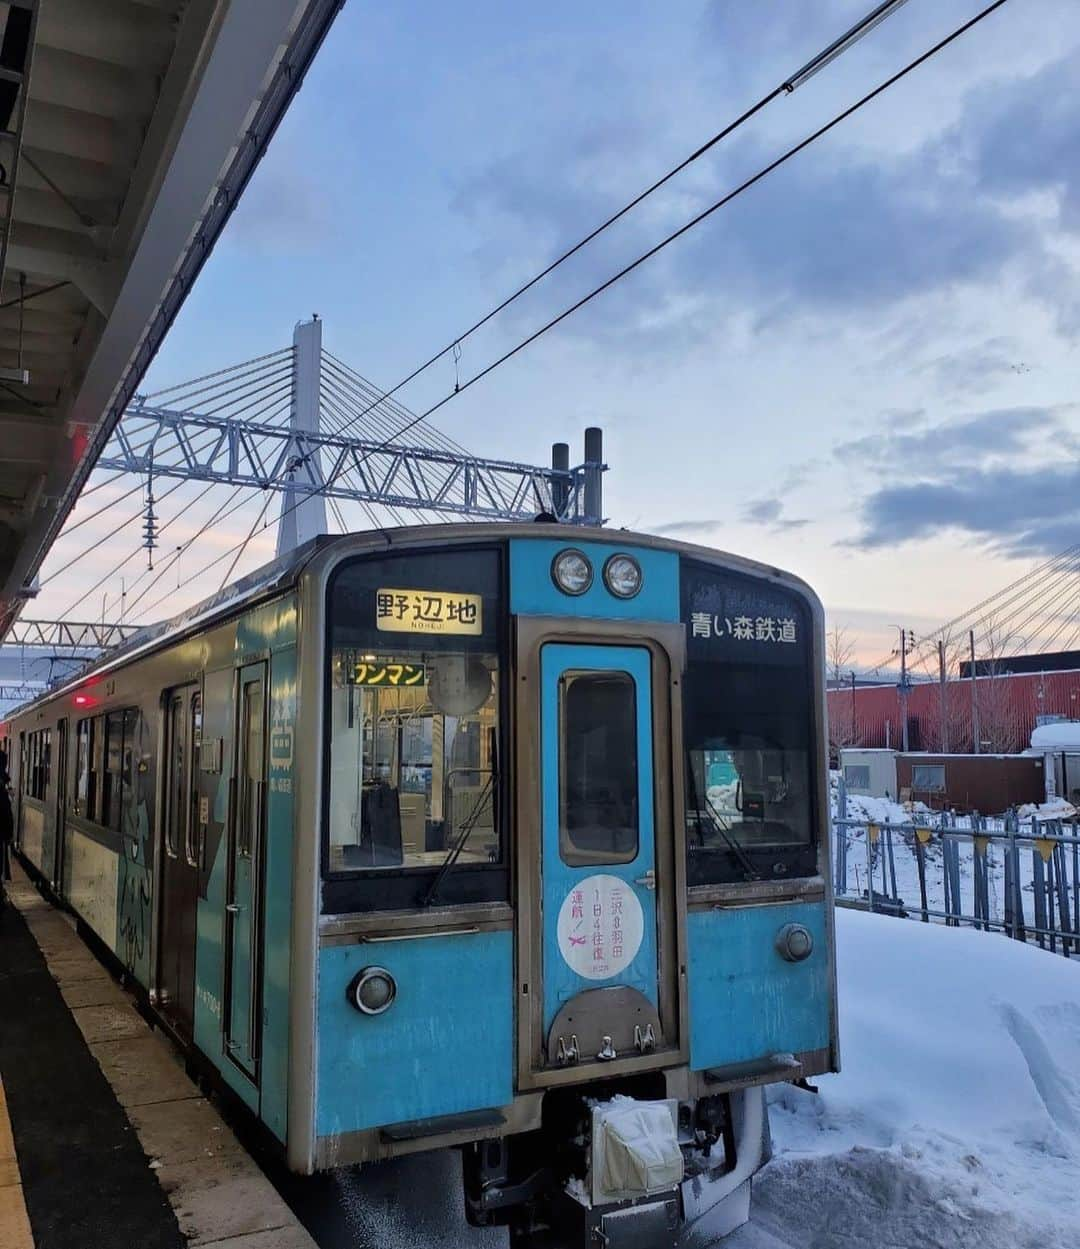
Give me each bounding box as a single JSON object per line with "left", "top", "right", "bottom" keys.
{"left": 186, "top": 695, "right": 202, "bottom": 865}
{"left": 558, "top": 671, "right": 639, "bottom": 866}
{"left": 120, "top": 708, "right": 143, "bottom": 837}
{"left": 24, "top": 731, "right": 35, "bottom": 797}
{"left": 166, "top": 695, "right": 185, "bottom": 858}
{"left": 23, "top": 728, "right": 51, "bottom": 800}
{"left": 239, "top": 679, "right": 265, "bottom": 858}
{"left": 75, "top": 719, "right": 90, "bottom": 815}
{"left": 102, "top": 712, "right": 125, "bottom": 831}
{"left": 88, "top": 716, "right": 103, "bottom": 822}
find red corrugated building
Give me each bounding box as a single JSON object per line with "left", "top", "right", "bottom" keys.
{"left": 827, "top": 668, "right": 1080, "bottom": 754}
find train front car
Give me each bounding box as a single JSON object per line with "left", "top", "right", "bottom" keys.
{"left": 293, "top": 527, "right": 836, "bottom": 1246}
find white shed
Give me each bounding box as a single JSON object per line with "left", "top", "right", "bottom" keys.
{"left": 839, "top": 748, "right": 898, "bottom": 800}
{"left": 1030, "top": 722, "right": 1080, "bottom": 806}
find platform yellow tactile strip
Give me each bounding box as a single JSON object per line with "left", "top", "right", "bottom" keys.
{"left": 0, "top": 1077, "right": 34, "bottom": 1249}
{"left": 8, "top": 862, "right": 318, "bottom": 1249}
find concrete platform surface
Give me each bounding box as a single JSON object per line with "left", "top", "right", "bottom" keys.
{"left": 0, "top": 863, "right": 318, "bottom": 1249}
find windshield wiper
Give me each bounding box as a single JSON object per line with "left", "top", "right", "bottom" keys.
{"left": 700, "top": 791, "right": 761, "bottom": 881}
{"left": 687, "top": 752, "right": 761, "bottom": 881}
{"left": 421, "top": 772, "right": 496, "bottom": 908}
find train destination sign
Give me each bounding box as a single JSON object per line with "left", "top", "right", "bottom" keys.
{"left": 353, "top": 662, "right": 426, "bottom": 686}
{"left": 376, "top": 587, "right": 483, "bottom": 635}
{"left": 688, "top": 613, "right": 798, "bottom": 643}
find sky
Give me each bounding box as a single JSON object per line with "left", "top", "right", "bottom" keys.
{"left": 33, "top": 0, "right": 1080, "bottom": 666}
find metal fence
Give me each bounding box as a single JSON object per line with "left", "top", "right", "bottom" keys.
{"left": 832, "top": 792, "right": 1080, "bottom": 957}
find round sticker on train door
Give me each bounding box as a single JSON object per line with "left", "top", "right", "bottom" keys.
{"left": 557, "top": 874, "right": 644, "bottom": 980}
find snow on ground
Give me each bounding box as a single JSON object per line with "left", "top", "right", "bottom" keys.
{"left": 832, "top": 787, "right": 926, "bottom": 830}
{"left": 725, "top": 908, "right": 1080, "bottom": 1249}
{"left": 1017, "top": 798, "right": 1078, "bottom": 820}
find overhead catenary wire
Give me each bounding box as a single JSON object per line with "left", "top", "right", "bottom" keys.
{"left": 122, "top": 488, "right": 270, "bottom": 622}
{"left": 42, "top": 1, "right": 1012, "bottom": 624}
{"left": 329, "top": 0, "right": 915, "bottom": 437}
{"left": 130, "top": 494, "right": 281, "bottom": 625}
{"left": 314, "top": 387, "right": 426, "bottom": 526}
{"left": 331, "top": 0, "right": 1013, "bottom": 477}
{"left": 48, "top": 353, "right": 304, "bottom": 612}
{"left": 55, "top": 481, "right": 239, "bottom": 620}
{"left": 216, "top": 493, "right": 275, "bottom": 592}
{"left": 321, "top": 351, "right": 469, "bottom": 455}
{"left": 315, "top": 380, "right": 463, "bottom": 524}
{"left": 48, "top": 417, "right": 289, "bottom": 596}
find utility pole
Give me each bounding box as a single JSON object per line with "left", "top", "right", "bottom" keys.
{"left": 938, "top": 639, "right": 948, "bottom": 754}
{"left": 850, "top": 670, "right": 857, "bottom": 746}
{"left": 897, "top": 626, "right": 914, "bottom": 753}
{"left": 969, "top": 628, "right": 980, "bottom": 755}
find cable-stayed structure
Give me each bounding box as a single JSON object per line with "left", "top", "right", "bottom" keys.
{"left": 21, "top": 321, "right": 601, "bottom": 644}
{"left": 866, "top": 543, "right": 1080, "bottom": 679}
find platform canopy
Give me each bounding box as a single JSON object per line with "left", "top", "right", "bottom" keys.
{"left": 0, "top": 0, "right": 344, "bottom": 638}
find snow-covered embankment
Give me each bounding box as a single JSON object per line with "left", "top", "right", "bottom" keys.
{"left": 727, "top": 909, "right": 1080, "bottom": 1248}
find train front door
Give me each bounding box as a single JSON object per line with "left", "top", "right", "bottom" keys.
{"left": 535, "top": 642, "right": 676, "bottom": 1074}
{"left": 159, "top": 685, "right": 202, "bottom": 1039}
{"left": 224, "top": 662, "right": 267, "bottom": 1082}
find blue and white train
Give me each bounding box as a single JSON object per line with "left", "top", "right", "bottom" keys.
{"left": 3, "top": 523, "right": 837, "bottom": 1246}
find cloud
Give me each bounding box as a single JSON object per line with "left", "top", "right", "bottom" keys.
{"left": 745, "top": 498, "right": 782, "bottom": 524}
{"left": 835, "top": 406, "right": 1066, "bottom": 470}
{"left": 674, "top": 145, "right": 1028, "bottom": 320}
{"left": 960, "top": 51, "right": 1080, "bottom": 234}
{"left": 652, "top": 518, "right": 724, "bottom": 535}
{"left": 741, "top": 496, "right": 808, "bottom": 531}
{"left": 850, "top": 462, "right": 1080, "bottom": 556}
{"left": 913, "top": 339, "right": 1030, "bottom": 397}
{"left": 450, "top": 46, "right": 1080, "bottom": 347}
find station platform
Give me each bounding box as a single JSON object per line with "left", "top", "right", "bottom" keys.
{"left": 0, "top": 863, "right": 318, "bottom": 1249}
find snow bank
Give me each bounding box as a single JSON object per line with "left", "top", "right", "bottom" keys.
{"left": 729, "top": 911, "right": 1080, "bottom": 1248}
{"left": 1031, "top": 721, "right": 1080, "bottom": 751}
{"left": 829, "top": 770, "right": 932, "bottom": 827}
{"left": 1016, "top": 797, "right": 1078, "bottom": 820}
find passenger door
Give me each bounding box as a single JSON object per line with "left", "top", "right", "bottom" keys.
{"left": 539, "top": 643, "right": 663, "bottom": 1065}
{"left": 224, "top": 662, "right": 267, "bottom": 1081}
{"left": 159, "top": 686, "right": 201, "bottom": 1039}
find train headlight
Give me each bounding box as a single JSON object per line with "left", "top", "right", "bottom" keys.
{"left": 347, "top": 966, "right": 397, "bottom": 1015}
{"left": 776, "top": 923, "right": 813, "bottom": 963}
{"left": 551, "top": 548, "right": 593, "bottom": 596}
{"left": 603, "top": 553, "right": 643, "bottom": 599}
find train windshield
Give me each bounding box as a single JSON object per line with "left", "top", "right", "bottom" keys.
{"left": 681, "top": 560, "right": 818, "bottom": 884}
{"left": 325, "top": 549, "right": 504, "bottom": 889}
